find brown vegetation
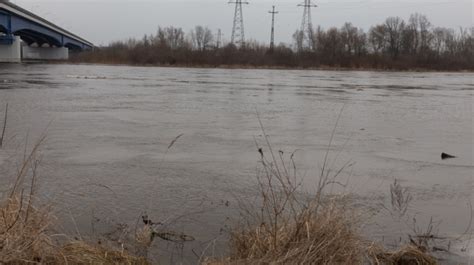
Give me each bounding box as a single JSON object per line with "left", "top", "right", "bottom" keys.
{"left": 0, "top": 140, "right": 148, "bottom": 264}
{"left": 222, "top": 118, "right": 363, "bottom": 264}
{"left": 229, "top": 201, "right": 363, "bottom": 264}
{"left": 71, "top": 14, "right": 473, "bottom": 71}
{"left": 368, "top": 245, "right": 437, "bottom": 265}
{"left": 0, "top": 103, "right": 7, "bottom": 148}
{"left": 203, "top": 118, "right": 438, "bottom": 265}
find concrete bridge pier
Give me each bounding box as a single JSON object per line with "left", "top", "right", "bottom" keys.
{"left": 0, "top": 39, "right": 69, "bottom": 62}
{"left": 22, "top": 45, "right": 69, "bottom": 60}
{"left": 0, "top": 35, "right": 20, "bottom": 63}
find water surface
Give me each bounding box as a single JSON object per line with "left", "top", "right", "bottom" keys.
{"left": 0, "top": 64, "right": 472, "bottom": 263}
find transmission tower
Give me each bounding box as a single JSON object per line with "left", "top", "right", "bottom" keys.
{"left": 216, "top": 29, "right": 222, "bottom": 49}
{"left": 298, "top": 0, "right": 317, "bottom": 51}
{"left": 268, "top": 6, "right": 278, "bottom": 52}
{"left": 229, "top": 0, "right": 249, "bottom": 48}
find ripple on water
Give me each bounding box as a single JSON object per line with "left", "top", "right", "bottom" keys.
{"left": 0, "top": 64, "right": 472, "bottom": 263}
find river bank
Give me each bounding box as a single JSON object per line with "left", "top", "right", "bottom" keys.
{"left": 62, "top": 61, "right": 474, "bottom": 73}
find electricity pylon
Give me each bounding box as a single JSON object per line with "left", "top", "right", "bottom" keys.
{"left": 216, "top": 29, "right": 222, "bottom": 49}
{"left": 268, "top": 5, "right": 278, "bottom": 52}
{"left": 298, "top": 0, "right": 317, "bottom": 51}
{"left": 229, "top": 0, "right": 249, "bottom": 48}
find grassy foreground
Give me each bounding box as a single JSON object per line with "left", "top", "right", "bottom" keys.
{"left": 0, "top": 139, "right": 148, "bottom": 264}
{"left": 0, "top": 192, "right": 437, "bottom": 265}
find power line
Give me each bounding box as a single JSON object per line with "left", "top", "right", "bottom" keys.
{"left": 268, "top": 5, "right": 279, "bottom": 52}
{"left": 229, "top": 0, "right": 249, "bottom": 48}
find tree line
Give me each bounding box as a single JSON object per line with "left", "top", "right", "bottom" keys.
{"left": 71, "top": 14, "right": 473, "bottom": 71}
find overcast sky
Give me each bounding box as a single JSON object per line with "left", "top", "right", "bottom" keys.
{"left": 10, "top": 0, "right": 473, "bottom": 46}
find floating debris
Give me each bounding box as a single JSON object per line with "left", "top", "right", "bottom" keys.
{"left": 153, "top": 231, "right": 195, "bottom": 243}
{"left": 140, "top": 214, "right": 194, "bottom": 243}
{"left": 66, "top": 75, "right": 107, "bottom": 80}
{"left": 441, "top": 153, "right": 456, "bottom": 160}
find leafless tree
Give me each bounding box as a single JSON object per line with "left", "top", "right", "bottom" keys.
{"left": 385, "top": 17, "right": 405, "bottom": 58}
{"left": 431, "top": 27, "right": 449, "bottom": 56}
{"left": 369, "top": 25, "right": 387, "bottom": 54}
{"left": 293, "top": 30, "right": 304, "bottom": 52}
{"left": 340, "top": 22, "right": 358, "bottom": 55}
{"left": 191, "top": 26, "right": 214, "bottom": 51}
{"left": 156, "top": 26, "right": 186, "bottom": 49}
{"left": 71, "top": 14, "right": 473, "bottom": 71}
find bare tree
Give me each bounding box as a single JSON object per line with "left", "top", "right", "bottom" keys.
{"left": 431, "top": 27, "right": 449, "bottom": 56}
{"left": 418, "top": 14, "right": 433, "bottom": 54}
{"left": 293, "top": 30, "right": 304, "bottom": 52}
{"left": 71, "top": 16, "right": 474, "bottom": 71}
{"left": 167, "top": 27, "right": 186, "bottom": 49}
{"left": 354, "top": 29, "right": 367, "bottom": 56}
{"left": 330, "top": 27, "right": 342, "bottom": 58}
{"left": 340, "top": 22, "right": 358, "bottom": 55}
{"left": 407, "top": 13, "right": 420, "bottom": 54}
{"left": 191, "top": 26, "right": 214, "bottom": 51}
{"left": 407, "top": 13, "right": 433, "bottom": 55}
{"left": 385, "top": 17, "right": 405, "bottom": 59}
{"left": 444, "top": 28, "right": 458, "bottom": 56}
{"left": 369, "top": 25, "right": 387, "bottom": 54}
{"left": 142, "top": 34, "right": 150, "bottom": 47}
{"left": 156, "top": 27, "right": 168, "bottom": 47}
{"left": 156, "top": 26, "right": 186, "bottom": 49}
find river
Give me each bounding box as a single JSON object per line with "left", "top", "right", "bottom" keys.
{"left": 0, "top": 64, "right": 472, "bottom": 264}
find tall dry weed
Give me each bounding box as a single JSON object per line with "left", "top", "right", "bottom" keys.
{"left": 0, "top": 138, "right": 148, "bottom": 264}
{"left": 0, "top": 103, "right": 7, "bottom": 148}
{"left": 219, "top": 113, "right": 438, "bottom": 265}
{"left": 225, "top": 113, "right": 363, "bottom": 264}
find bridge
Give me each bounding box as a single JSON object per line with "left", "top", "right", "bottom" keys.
{"left": 0, "top": 0, "right": 92, "bottom": 62}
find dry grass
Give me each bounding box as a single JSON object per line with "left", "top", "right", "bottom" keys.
{"left": 0, "top": 195, "right": 148, "bottom": 264}
{"left": 229, "top": 200, "right": 362, "bottom": 264}
{"left": 217, "top": 115, "right": 363, "bottom": 264}
{"left": 57, "top": 242, "right": 149, "bottom": 264}
{"left": 0, "top": 197, "right": 148, "bottom": 264}
{"left": 208, "top": 115, "right": 439, "bottom": 265}
{"left": 0, "top": 139, "right": 149, "bottom": 265}
{"left": 368, "top": 244, "right": 438, "bottom": 265}
{"left": 0, "top": 195, "right": 55, "bottom": 263}
{"left": 0, "top": 103, "right": 7, "bottom": 148}
{"left": 390, "top": 179, "right": 413, "bottom": 217}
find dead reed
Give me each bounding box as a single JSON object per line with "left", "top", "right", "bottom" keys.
{"left": 0, "top": 103, "right": 8, "bottom": 148}
{"left": 0, "top": 138, "right": 148, "bottom": 264}
{"left": 368, "top": 244, "right": 437, "bottom": 265}
{"left": 220, "top": 114, "right": 362, "bottom": 264}
{"left": 57, "top": 242, "right": 149, "bottom": 264}
{"left": 0, "top": 195, "right": 54, "bottom": 263}
{"left": 390, "top": 179, "right": 413, "bottom": 217}
{"left": 211, "top": 114, "right": 438, "bottom": 265}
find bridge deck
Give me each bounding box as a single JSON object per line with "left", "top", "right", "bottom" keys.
{"left": 0, "top": 0, "right": 92, "bottom": 49}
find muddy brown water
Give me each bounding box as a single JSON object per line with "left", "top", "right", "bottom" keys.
{"left": 0, "top": 64, "right": 472, "bottom": 264}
